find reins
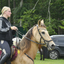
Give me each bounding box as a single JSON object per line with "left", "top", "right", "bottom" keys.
{"left": 16, "top": 26, "right": 52, "bottom": 46}
{"left": 16, "top": 30, "right": 45, "bottom": 45}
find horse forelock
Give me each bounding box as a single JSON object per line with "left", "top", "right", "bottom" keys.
{"left": 20, "top": 27, "right": 33, "bottom": 53}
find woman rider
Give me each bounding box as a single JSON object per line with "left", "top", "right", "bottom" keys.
{"left": 0, "top": 6, "right": 18, "bottom": 64}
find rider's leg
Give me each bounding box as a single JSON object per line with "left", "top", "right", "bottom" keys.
{"left": 0, "top": 54, "right": 9, "bottom": 64}
{"left": 0, "top": 40, "right": 11, "bottom": 64}
{"left": 6, "top": 59, "right": 11, "bottom": 64}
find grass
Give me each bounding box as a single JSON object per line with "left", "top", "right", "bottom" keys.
{"left": 34, "top": 53, "right": 64, "bottom": 64}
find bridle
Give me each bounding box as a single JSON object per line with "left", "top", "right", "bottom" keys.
{"left": 24, "top": 26, "right": 52, "bottom": 46}
{"left": 16, "top": 25, "right": 53, "bottom": 63}
{"left": 37, "top": 25, "right": 53, "bottom": 47}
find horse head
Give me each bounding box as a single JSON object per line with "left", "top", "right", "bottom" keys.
{"left": 33, "top": 19, "right": 55, "bottom": 50}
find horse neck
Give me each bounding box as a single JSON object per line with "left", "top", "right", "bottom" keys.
{"left": 26, "top": 36, "right": 38, "bottom": 60}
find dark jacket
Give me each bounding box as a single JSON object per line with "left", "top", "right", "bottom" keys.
{"left": 0, "top": 17, "right": 16, "bottom": 46}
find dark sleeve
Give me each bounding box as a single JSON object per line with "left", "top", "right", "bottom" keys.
{"left": 12, "top": 30, "right": 16, "bottom": 35}
{"left": 12, "top": 30, "right": 16, "bottom": 38}
{"left": 0, "top": 20, "right": 10, "bottom": 32}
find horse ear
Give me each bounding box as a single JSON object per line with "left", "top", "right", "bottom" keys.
{"left": 41, "top": 20, "right": 44, "bottom": 25}
{"left": 38, "top": 19, "right": 41, "bottom": 26}
{"left": 38, "top": 19, "right": 44, "bottom": 26}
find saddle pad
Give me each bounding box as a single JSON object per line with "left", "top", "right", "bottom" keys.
{"left": 0, "top": 50, "right": 2, "bottom": 56}
{"left": 10, "top": 46, "right": 18, "bottom": 61}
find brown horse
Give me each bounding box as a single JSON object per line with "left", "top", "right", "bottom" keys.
{"left": 11, "top": 19, "right": 55, "bottom": 64}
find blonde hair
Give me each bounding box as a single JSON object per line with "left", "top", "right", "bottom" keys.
{"left": 0, "top": 6, "right": 10, "bottom": 17}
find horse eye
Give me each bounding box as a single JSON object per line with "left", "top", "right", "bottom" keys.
{"left": 42, "top": 32, "right": 45, "bottom": 34}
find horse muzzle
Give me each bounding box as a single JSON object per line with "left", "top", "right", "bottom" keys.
{"left": 51, "top": 44, "right": 55, "bottom": 50}
{"left": 48, "top": 44, "right": 55, "bottom": 50}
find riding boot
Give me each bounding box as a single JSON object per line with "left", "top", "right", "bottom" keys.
{"left": 6, "top": 60, "right": 11, "bottom": 64}
{"left": 0, "top": 54, "right": 9, "bottom": 64}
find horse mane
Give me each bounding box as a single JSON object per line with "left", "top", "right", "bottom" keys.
{"left": 20, "top": 27, "right": 33, "bottom": 53}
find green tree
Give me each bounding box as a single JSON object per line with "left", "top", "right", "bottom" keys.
{"left": 45, "top": 18, "right": 60, "bottom": 35}
{"left": 20, "top": 9, "right": 42, "bottom": 31}
{"left": 0, "top": 0, "right": 64, "bottom": 35}
{"left": 59, "top": 20, "right": 64, "bottom": 29}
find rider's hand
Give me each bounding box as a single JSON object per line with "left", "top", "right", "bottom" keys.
{"left": 11, "top": 26, "right": 18, "bottom": 31}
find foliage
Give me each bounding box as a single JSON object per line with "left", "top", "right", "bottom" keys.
{"left": 20, "top": 9, "right": 42, "bottom": 31}
{"left": 45, "top": 18, "right": 59, "bottom": 35}
{"left": 59, "top": 20, "right": 64, "bottom": 29}
{"left": 0, "top": 0, "right": 64, "bottom": 35}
